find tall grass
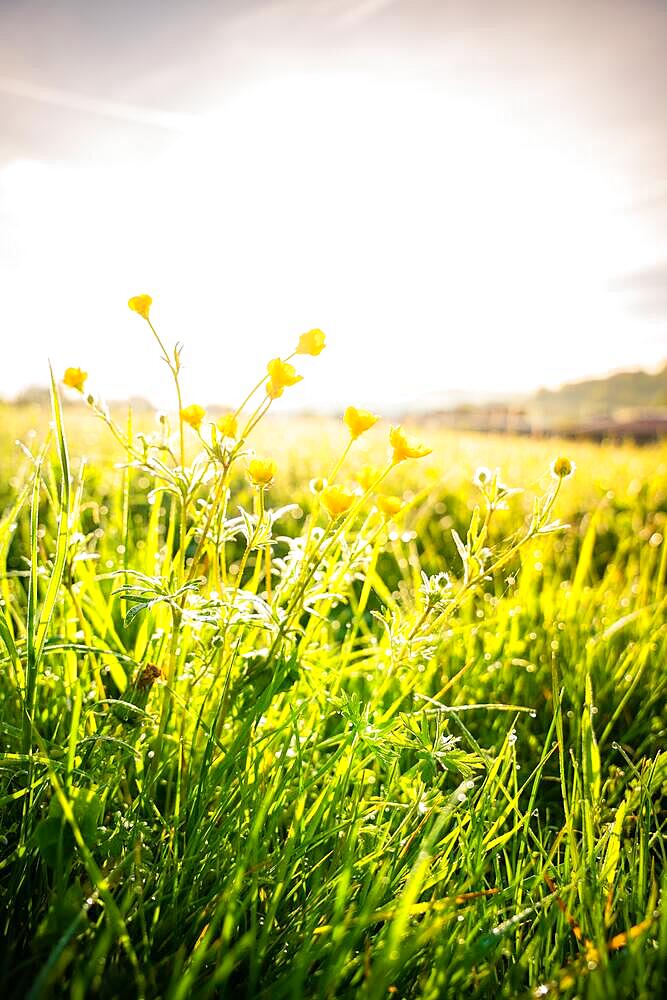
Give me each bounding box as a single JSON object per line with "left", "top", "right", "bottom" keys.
{"left": 0, "top": 310, "right": 665, "bottom": 999}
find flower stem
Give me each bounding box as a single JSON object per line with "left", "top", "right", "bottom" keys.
{"left": 147, "top": 319, "right": 185, "bottom": 470}
{"left": 327, "top": 439, "right": 352, "bottom": 484}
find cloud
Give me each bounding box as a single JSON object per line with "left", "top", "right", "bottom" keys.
{"left": 0, "top": 76, "right": 196, "bottom": 130}
{"left": 610, "top": 262, "right": 667, "bottom": 319}
{"left": 334, "top": 0, "right": 404, "bottom": 29}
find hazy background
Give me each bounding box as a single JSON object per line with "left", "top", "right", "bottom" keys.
{"left": 1, "top": 0, "right": 666, "bottom": 413}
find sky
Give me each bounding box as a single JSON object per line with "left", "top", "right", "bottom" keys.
{"left": 0, "top": 0, "right": 666, "bottom": 411}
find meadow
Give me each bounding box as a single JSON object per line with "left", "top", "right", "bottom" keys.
{"left": 0, "top": 307, "right": 665, "bottom": 999}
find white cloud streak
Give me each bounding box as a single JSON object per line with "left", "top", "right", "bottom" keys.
{"left": 0, "top": 76, "right": 195, "bottom": 131}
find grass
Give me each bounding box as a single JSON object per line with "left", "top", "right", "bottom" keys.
{"left": 0, "top": 319, "right": 666, "bottom": 999}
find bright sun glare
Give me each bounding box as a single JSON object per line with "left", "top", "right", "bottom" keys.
{"left": 0, "top": 72, "right": 661, "bottom": 409}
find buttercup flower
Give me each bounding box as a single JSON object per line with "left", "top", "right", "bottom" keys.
{"left": 128, "top": 294, "right": 152, "bottom": 320}
{"left": 377, "top": 495, "right": 404, "bottom": 518}
{"left": 296, "top": 328, "right": 326, "bottom": 356}
{"left": 344, "top": 406, "right": 379, "bottom": 440}
{"left": 181, "top": 404, "right": 206, "bottom": 430}
{"left": 62, "top": 367, "right": 88, "bottom": 392}
{"left": 321, "top": 484, "right": 356, "bottom": 518}
{"left": 266, "top": 358, "right": 302, "bottom": 399}
{"left": 390, "top": 425, "right": 432, "bottom": 464}
{"left": 551, "top": 457, "right": 575, "bottom": 480}
{"left": 356, "top": 465, "right": 382, "bottom": 492}
{"left": 216, "top": 413, "right": 238, "bottom": 439}
{"left": 248, "top": 458, "right": 277, "bottom": 487}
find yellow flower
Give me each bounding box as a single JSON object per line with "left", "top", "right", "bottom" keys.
{"left": 181, "top": 404, "right": 206, "bottom": 430}
{"left": 216, "top": 412, "right": 238, "bottom": 439}
{"left": 321, "top": 484, "right": 356, "bottom": 518}
{"left": 296, "top": 328, "right": 326, "bottom": 356}
{"left": 266, "top": 358, "right": 302, "bottom": 399}
{"left": 377, "top": 495, "right": 404, "bottom": 518}
{"left": 356, "top": 464, "right": 381, "bottom": 491}
{"left": 62, "top": 367, "right": 88, "bottom": 392}
{"left": 343, "top": 405, "right": 379, "bottom": 440}
{"left": 128, "top": 294, "right": 152, "bottom": 320}
{"left": 552, "top": 456, "right": 575, "bottom": 480}
{"left": 389, "top": 425, "right": 432, "bottom": 464}
{"left": 248, "top": 457, "right": 277, "bottom": 487}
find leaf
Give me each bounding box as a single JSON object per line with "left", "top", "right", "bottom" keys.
{"left": 569, "top": 505, "right": 602, "bottom": 609}
{"left": 33, "top": 366, "right": 72, "bottom": 664}
{"left": 237, "top": 506, "right": 256, "bottom": 546}
{"left": 451, "top": 528, "right": 469, "bottom": 583}
{"left": 537, "top": 520, "right": 570, "bottom": 535}
{"left": 33, "top": 786, "right": 102, "bottom": 867}
{"left": 0, "top": 606, "right": 21, "bottom": 679}
{"left": 123, "top": 601, "right": 156, "bottom": 627}
{"left": 581, "top": 672, "right": 601, "bottom": 862}
{"left": 451, "top": 528, "right": 467, "bottom": 564}
{"left": 467, "top": 505, "right": 481, "bottom": 549}
{"left": 582, "top": 673, "right": 601, "bottom": 806}
{"left": 34, "top": 815, "right": 75, "bottom": 867}
{"left": 602, "top": 799, "right": 627, "bottom": 923}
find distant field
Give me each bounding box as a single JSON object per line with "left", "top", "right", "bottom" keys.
{"left": 3, "top": 401, "right": 665, "bottom": 512}
{"left": 1, "top": 397, "right": 665, "bottom": 998}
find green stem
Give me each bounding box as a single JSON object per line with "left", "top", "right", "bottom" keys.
{"left": 147, "top": 318, "right": 185, "bottom": 470}
{"left": 186, "top": 466, "right": 230, "bottom": 585}
{"left": 327, "top": 439, "right": 353, "bottom": 484}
